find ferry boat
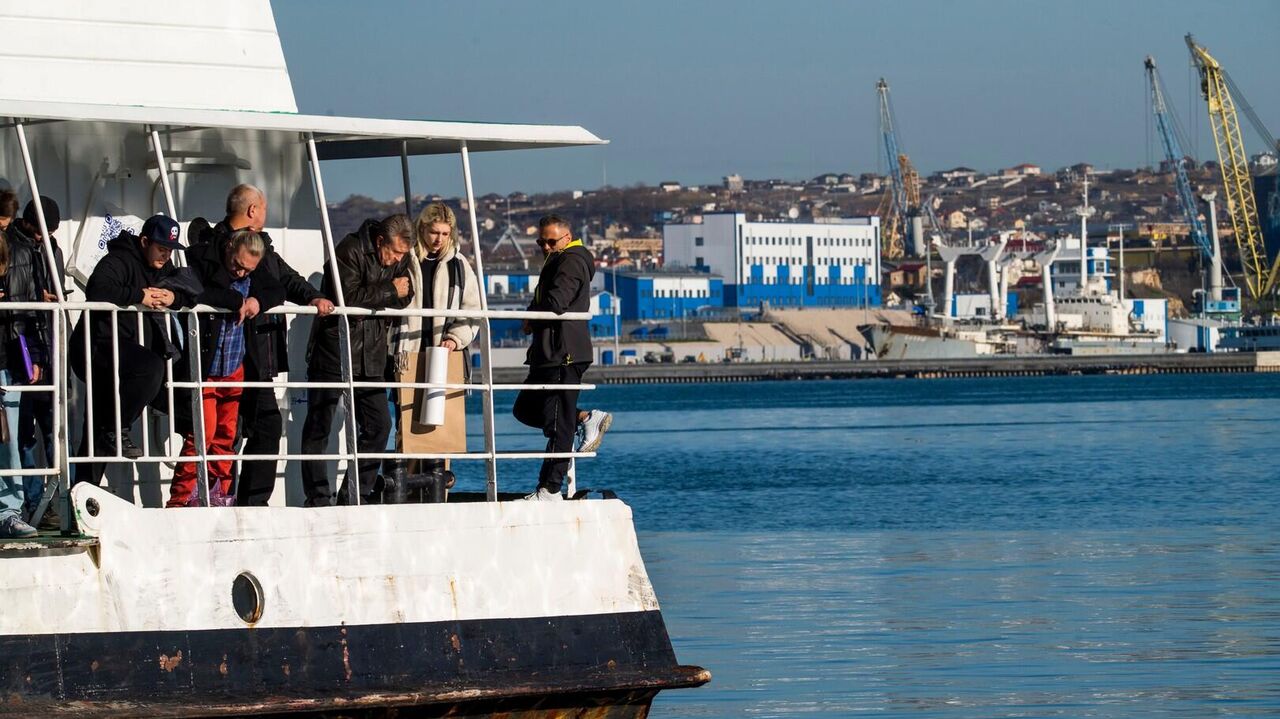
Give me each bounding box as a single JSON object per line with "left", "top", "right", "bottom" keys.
{"left": 0, "top": 2, "right": 707, "bottom": 716}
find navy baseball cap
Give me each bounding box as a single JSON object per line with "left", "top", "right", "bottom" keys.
{"left": 140, "top": 215, "right": 184, "bottom": 250}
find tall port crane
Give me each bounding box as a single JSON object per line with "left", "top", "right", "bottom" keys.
{"left": 1143, "top": 56, "right": 1212, "bottom": 262}
{"left": 875, "top": 77, "right": 936, "bottom": 257}
{"left": 876, "top": 77, "right": 912, "bottom": 259}
{"left": 1186, "top": 34, "right": 1280, "bottom": 302}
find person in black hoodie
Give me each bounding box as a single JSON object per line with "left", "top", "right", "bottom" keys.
{"left": 512, "top": 215, "right": 612, "bottom": 501}
{"left": 194, "top": 184, "right": 334, "bottom": 506}
{"left": 300, "top": 214, "right": 412, "bottom": 506}
{"left": 69, "top": 215, "right": 193, "bottom": 487}
{"left": 166, "top": 228, "right": 284, "bottom": 507}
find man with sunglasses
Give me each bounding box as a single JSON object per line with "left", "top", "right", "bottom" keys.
{"left": 513, "top": 215, "right": 612, "bottom": 501}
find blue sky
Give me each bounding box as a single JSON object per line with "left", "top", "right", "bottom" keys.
{"left": 271, "top": 0, "right": 1280, "bottom": 200}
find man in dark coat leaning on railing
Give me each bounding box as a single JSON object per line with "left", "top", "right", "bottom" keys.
{"left": 300, "top": 214, "right": 412, "bottom": 506}
{"left": 69, "top": 215, "right": 194, "bottom": 487}
{"left": 166, "top": 228, "right": 285, "bottom": 507}
{"left": 194, "top": 184, "right": 335, "bottom": 506}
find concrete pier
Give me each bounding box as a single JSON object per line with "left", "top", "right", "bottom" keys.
{"left": 492, "top": 352, "right": 1274, "bottom": 385}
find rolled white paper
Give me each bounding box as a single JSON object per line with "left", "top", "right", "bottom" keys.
{"left": 421, "top": 345, "right": 450, "bottom": 426}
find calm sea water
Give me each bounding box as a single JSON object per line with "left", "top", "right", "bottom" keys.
{"left": 464, "top": 373, "right": 1280, "bottom": 718}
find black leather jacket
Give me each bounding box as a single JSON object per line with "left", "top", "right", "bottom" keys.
{"left": 1, "top": 225, "right": 61, "bottom": 369}
{"left": 306, "top": 220, "right": 411, "bottom": 380}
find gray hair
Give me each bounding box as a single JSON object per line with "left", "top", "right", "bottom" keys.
{"left": 225, "top": 184, "right": 264, "bottom": 217}
{"left": 227, "top": 228, "right": 265, "bottom": 257}
{"left": 380, "top": 213, "right": 413, "bottom": 246}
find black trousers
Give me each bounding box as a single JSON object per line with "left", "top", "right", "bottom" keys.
{"left": 512, "top": 362, "right": 589, "bottom": 493}
{"left": 299, "top": 383, "right": 390, "bottom": 506}
{"left": 71, "top": 343, "right": 166, "bottom": 486}
{"left": 234, "top": 386, "right": 284, "bottom": 507}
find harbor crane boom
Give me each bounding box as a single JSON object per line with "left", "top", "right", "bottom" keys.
{"left": 1144, "top": 56, "right": 1213, "bottom": 264}
{"left": 877, "top": 78, "right": 909, "bottom": 259}
{"left": 1186, "top": 34, "right": 1280, "bottom": 302}
{"left": 876, "top": 77, "right": 936, "bottom": 259}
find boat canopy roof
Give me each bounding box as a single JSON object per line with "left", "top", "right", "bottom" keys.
{"left": 0, "top": 99, "right": 606, "bottom": 159}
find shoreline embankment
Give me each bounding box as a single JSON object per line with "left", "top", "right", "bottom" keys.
{"left": 491, "top": 352, "right": 1279, "bottom": 384}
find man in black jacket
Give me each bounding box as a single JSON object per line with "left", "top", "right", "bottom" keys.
{"left": 300, "top": 215, "right": 412, "bottom": 506}
{"left": 197, "top": 184, "right": 334, "bottom": 506}
{"left": 512, "top": 215, "right": 612, "bottom": 501}
{"left": 69, "top": 215, "right": 193, "bottom": 487}
{"left": 7, "top": 197, "right": 65, "bottom": 520}
{"left": 167, "top": 228, "right": 285, "bottom": 506}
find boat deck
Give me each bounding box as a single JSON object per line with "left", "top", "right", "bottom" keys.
{"left": 0, "top": 532, "right": 98, "bottom": 552}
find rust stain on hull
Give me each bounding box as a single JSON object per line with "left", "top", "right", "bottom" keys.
{"left": 157, "top": 651, "right": 182, "bottom": 673}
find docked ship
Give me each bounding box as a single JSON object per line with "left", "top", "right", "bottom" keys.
{"left": 858, "top": 321, "right": 1017, "bottom": 360}
{"left": 0, "top": 2, "right": 706, "bottom": 716}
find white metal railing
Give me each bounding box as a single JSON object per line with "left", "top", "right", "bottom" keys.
{"left": 5, "top": 116, "right": 600, "bottom": 528}
{"left": 32, "top": 300, "right": 596, "bottom": 511}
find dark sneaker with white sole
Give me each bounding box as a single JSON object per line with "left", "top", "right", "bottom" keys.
{"left": 0, "top": 515, "right": 38, "bottom": 539}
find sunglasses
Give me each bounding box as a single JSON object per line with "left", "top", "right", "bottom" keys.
{"left": 537, "top": 233, "right": 570, "bottom": 247}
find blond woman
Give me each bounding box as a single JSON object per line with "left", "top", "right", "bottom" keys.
{"left": 390, "top": 203, "right": 481, "bottom": 494}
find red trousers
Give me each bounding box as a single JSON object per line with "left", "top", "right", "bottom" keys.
{"left": 166, "top": 365, "right": 243, "bottom": 507}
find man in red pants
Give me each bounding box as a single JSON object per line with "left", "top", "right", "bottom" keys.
{"left": 167, "top": 229, "right": 284, "bottom": 507}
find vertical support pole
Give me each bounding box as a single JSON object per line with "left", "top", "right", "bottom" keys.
{"left": 943, "top": 259, "right": 955, "bottom": 323}
{"left": 13, "top": 121, "right": 70, "bottom": 516}
{"left": 148, "top": 127, "right": 178, "bottom": 218}
{"left": 13, "top": 123, "right": 64, "bottom": 303}
{"left": 187, "top": 312, "right": 210, "bottom": 506}
{"left": 400, "top": 140, "right": 413, "bottom": 219}
{"left": 612, "top": 263, "right": 620, "bottom": 361}
{"left": 460, "top": 142, "right": 499, "bottom": 501}
{"left": 1205, "top": 194, "right": 1222, "bottom": 302}
{"left": 1079, "top": 174, "right": 1090, "bottom": 292}
{"left": 306, "top": 134, "right": 362, "bottom": 505}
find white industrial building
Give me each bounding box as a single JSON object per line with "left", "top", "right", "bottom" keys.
{"left": 663, "top": 213, "right": 881, "bottom": 308}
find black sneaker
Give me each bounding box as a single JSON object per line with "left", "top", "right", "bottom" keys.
{"left": 102, "top": 431, "right": 143, "bottom": 459}
{"left": 35, "top": 506, "right": 62, "bottom": 532}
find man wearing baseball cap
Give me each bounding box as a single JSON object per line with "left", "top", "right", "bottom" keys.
{"left": 69, "top": 214, "right": 194, "bottom": 487}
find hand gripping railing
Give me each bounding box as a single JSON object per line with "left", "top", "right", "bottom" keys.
{"left": 51, "top": 300, "right": 595, "bottom": 508}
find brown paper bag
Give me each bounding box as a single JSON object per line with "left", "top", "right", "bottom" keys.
{"left": 397, "top": 350, "right": 467, "bottom": 455}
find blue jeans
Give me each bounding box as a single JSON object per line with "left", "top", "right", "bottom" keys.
{"left": 0, "top": 369, "right": 24, "bottom": 520}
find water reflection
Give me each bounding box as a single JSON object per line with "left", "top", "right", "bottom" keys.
{"left": 648, "top": 529, "right": 1280, "bottom": 717}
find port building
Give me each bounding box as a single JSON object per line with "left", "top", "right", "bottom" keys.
{"left": 600, "top": 269, "right": 725, "bottom": 321}
{"left": 663, "top": 213, "right": 882, "bottom": 309}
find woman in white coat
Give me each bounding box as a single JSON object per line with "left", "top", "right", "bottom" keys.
{"left": 391, "top": 202, "right": 481, "bottom": 495}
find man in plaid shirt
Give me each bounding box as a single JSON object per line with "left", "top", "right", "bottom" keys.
{"left": 167, "top": 229, "right": 284, "bottom": 507}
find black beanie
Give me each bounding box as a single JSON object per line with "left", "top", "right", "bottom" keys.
{"left": 22, "top": 196, "right": 60, "bottom": 234}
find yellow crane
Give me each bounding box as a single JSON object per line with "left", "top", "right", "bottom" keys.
{"left": 875, "top": 153, "right": 920, "bottom": 260}
{"left": 1186, "top": 34, "right": 1280, "bottom": 302}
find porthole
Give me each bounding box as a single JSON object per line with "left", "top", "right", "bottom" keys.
{"left": 232, "top": 572, "right": 264, "bottom": 624}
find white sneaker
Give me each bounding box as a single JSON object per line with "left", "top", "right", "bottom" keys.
{"left": 578, "top": 410, "right": 613, "bottom": 453}
{"left": 522, "top": 487, "right": 563, "bottom": 502}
